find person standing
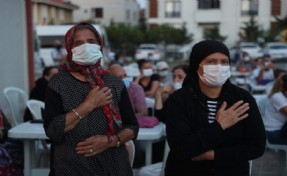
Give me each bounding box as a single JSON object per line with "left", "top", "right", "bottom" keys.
{"left": 43, "top": 22, "right": 139, "bottom": 176}
{"left": 165, "top": 40, "right": 266, "bottom": 176}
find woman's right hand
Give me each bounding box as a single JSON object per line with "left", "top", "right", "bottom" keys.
{"left": 216, "top": 100, "right": 249, "bottom": 130}
{"left": 84, "top": 86, "right": 113, "bottom": 111}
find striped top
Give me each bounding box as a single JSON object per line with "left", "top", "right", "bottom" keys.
{"left": 207, "top": 100, "right": 218, "bottom": 123}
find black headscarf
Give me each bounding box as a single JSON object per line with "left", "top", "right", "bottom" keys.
{"left": 183, "top": 40, "right": 230, "bottom": 87}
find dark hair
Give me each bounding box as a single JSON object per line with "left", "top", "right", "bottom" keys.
{"left": 274, "top": 68, "right": 286, "bottom": 79}
{"left": 43, "top": 66, "right": 57, "bottom": 77}
{"left": 172, "top": 64, "right": 189, "bottom": 74}
{"left": 137, "top": 59, "right": 150, "bottom": 69}
{"left": 282, "top": 74, "right": 287, "bottom": 90}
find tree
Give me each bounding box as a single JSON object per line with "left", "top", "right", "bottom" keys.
{"left": 205, "top": 28, "right": 227, "bottom": 42}
{"left": 274, "top": 15, "right": 287, "bottom": 42}
{"left": 105, "top": 23, "right": 144, "bottom": 56}
{"left": 145, "top": 23, "right": 193, "bottom": 45}
{"left": 239, "top": 15, "right": 263, "bottom": 42}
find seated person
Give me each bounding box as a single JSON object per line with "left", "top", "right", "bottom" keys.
{"left": 0, "top": 108, "right": 23, "bottom": 175}
{"left": 134, "top": 59, "right": 160, "bottom": 98}
{"left": 251, "top": 55, "right": 275, "bottom": 85}
{"left": 154, "top": 64, "right": 188, "bottom": 123}
{"left": 23, "top": 66, "right": 59, "bottom": 121}
{"left": 264, "top": 74, "right": 287, "bottom": 144}
{"left": 156, "top": 61, "right": 172, "bottom": 87}
{"left": 109, "top": 64, "right": 148, "bottom": 117}
{"left": 236, "top": 51, "right": 254, "bottom": 72}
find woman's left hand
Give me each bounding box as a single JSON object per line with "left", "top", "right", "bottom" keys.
{"left": 76, "top": 135, "right": 110, "bottom": 157}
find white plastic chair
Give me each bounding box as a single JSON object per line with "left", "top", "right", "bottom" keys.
{"left": 3, "top": 87, "right": 28, "bottom": 127}
{"left": 26, "top": 99, "right": 45, "bottom": 120}
{"left": 138, "top": 140, "right": 169, "bottom": 176}
{"left": 145, "top": 97, "right": 155, "bottom": 116}
{"left": 125, "top": 140, "right": 135, "bottom": 167}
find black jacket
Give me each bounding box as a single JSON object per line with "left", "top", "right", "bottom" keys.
{"left": 165, "top": 81, "right": 266, "bottom": 176}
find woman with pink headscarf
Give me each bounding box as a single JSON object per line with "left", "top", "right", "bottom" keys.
{"left": 43, "top": 22, "right": 138, "bottom": 176}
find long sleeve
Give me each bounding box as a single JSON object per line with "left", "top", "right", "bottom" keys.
{"left": 166, "top": 92, "right": 225, "bottom": 160}
{"left": 43, "top": 86, "right": 66, "bottom": 143}
{"left": 214, "top": 96, "right": 266, "bottom": 166}
{"left": 119, "top": 87, "right": 139, "bottom": 139}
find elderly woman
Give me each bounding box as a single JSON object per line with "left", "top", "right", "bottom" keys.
{"left": 43, "top": 22, "right": 139, "bottom": 176}
{"left": 165, "top": 40, "right": 266, "bottom": 176}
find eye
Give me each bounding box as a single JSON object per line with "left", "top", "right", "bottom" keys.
{"left": 221, "top": 60, "right": 230, "bottom": 65}
{"left": 207, "top": 60, "right": 216, "bottom": 64}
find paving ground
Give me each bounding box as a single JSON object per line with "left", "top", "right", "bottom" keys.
{"left": 252, "top": 148, "right": 286, "bottom": 176}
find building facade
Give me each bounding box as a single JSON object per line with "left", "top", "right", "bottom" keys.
{"left": 71, "top": 0, "right": 140, "bottom": 26}
{"left": 32, "top": 0, "right": 78, "bottom": 25}
{"left": 146, "top": 0, "right": 287, "bottom": 47}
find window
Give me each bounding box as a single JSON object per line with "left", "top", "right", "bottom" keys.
{"left": 165, "top": 1, "right": 181, "bottom": 18}
{"left": 241, "top": 0, "right": 258, "bottom": 16}
{"left": 198, "top": 0, "right": 220, "bottom": 9}
{"left": 126, "top": 10, "right": 130, "bottom": 20}
{"left": 93, "top": 8, "right": 103, "bottom": 18}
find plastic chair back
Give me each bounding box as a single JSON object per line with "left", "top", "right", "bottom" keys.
{"left": 3, "top": 87, "right": 28, "bottom": 126}
{"left": 125, "top": 140, "right": 135, "bottom": 167}
{"left": 26, "top": 99, "right": 45, "bottom": 120}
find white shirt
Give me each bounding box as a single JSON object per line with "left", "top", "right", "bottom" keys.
{"left": 264, "top": 92, "right": 287, "bottom": 131}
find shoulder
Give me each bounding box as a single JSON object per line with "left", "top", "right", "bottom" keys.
{"left": 102, "top": 74, "right": 124, "bottom": 86}
{"left": 271, "top": 92, "right": 284, "bottom": 100}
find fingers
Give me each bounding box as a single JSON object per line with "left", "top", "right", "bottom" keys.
{"left": 229, "top": 100, "right": 244, "bottom": 110}
{"left": 218, "top": 101, "right": 227, "bottom": 111}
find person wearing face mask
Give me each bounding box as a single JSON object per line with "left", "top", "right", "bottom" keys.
{"left": 134, "top": 59, "right": 160, "bottom": 98}
{"left": 165, "top": 40, "right": 266, "bottom": 176}
{"left": 252, "top": 54, "right": 275, "bottom": 85}
{"left": 156, "top": 61, "right": 172, "bottom": 87}
{"left": 108, "top": 64, "right": 148, "bottom": 117}
{"left": 154, "top": 64, "right": 188, "bottom": 123}
{"left": 236, "top": 51, "right": 254, "bottom": 73}
{"left": 43, "top": 22, "right": 139, "bottom": 176}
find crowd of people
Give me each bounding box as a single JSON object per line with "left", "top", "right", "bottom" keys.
{"left": 3, "top": 21, "right": 287, "bottom": 175}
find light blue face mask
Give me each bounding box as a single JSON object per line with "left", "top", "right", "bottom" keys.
{"left": 122, "top": 77, "right": 133, "bottom": 88}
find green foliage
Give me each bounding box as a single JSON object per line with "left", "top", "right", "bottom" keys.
{"left": 145, "top": 24, "right": 193, "bottom": 45}
{"left": 204, "top": 28, "right": 227, "bottom": 42}
{"left": 239, "top": 16, "right": 263, "bottom": 42}
{"left": 105, "top": 21, "right": 193, "bottom": 57}
{"left": 275, "top": 16, "right": 287, "bottom": 30}
{"left": 105, "top": 23, "right": 144, "bottom": 56}
{"left": 262, "top": 29, "right": 280, "bottom": 43}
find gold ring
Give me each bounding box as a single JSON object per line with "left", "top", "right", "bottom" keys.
{"left": 89, "top": 149, "right": 93, "bottom": 153}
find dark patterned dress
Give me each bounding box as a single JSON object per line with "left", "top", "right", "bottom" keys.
{"left": 44, "top": 71, "right": 139, "bottom": 176}
{"left": 0, "top": 110, "right": 23, "bottom": 176}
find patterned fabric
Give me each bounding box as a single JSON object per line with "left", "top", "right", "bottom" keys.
{"left": 44, "top": 71, "right": 138, "bottom": 176}
{"left": 0, "top": 110, "right": 23, "bottom": 176}
{"left": 61, "top": 22, "right": 121, "bottom": 139}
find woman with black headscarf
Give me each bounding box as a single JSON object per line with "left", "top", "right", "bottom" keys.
{"left": 43, "top": 22, "right": 138, "bottom": 176}
{"left": 165, "top": 40, "right": 266, "bottom": 176}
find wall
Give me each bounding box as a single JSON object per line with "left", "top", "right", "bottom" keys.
{"left": 0, "top": 0, "right": 29, "bottom": 114}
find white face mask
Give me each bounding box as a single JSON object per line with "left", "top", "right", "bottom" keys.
{"left": 172, "top": 81, "right": 182, "bottom": 90}
{"left": 72, "top": 43, "right": 103, "bottom": 66}
{"left": 143, "top": 68, "right": 153, "bottom": 77}
{"left": 198, "top": 65, "right": 230, "bottom": 87}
